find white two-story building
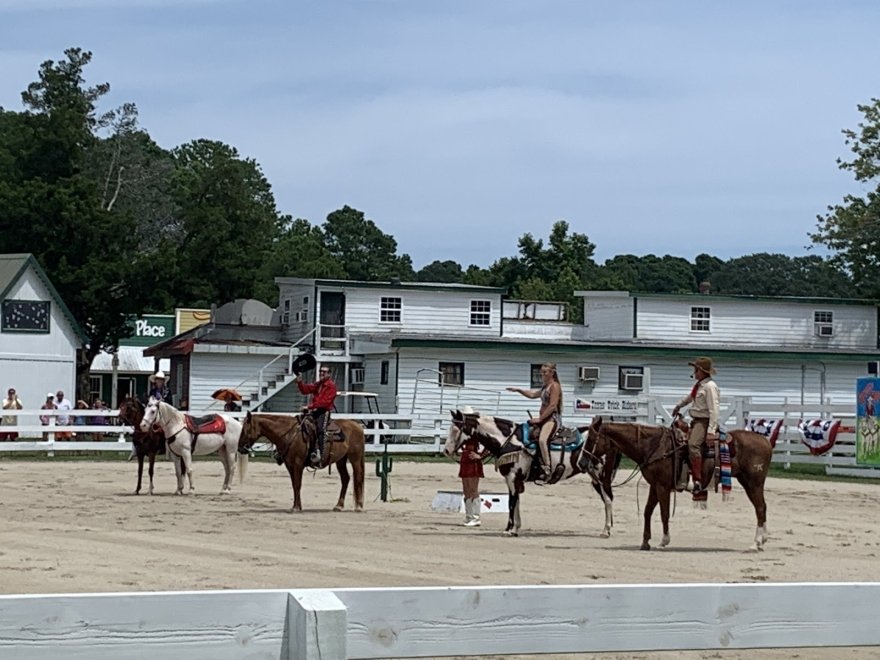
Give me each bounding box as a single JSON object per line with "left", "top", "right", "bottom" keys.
{"left": 145, "top": 277, "right": 880, "bottom": 422}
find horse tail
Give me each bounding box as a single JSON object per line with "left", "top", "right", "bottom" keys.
{"left": 238, "top": 450, "right": 248, "bottom": 485}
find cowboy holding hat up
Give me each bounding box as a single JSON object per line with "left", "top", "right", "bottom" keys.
{"left": 672, "top": 357, "right": 720, "bottom": 497}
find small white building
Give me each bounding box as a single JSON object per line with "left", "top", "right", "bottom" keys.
{"left": 0, "top": 254, "right": 86, "bottom": 409}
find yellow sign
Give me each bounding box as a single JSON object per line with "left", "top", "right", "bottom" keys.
{"left": 175, "top": 308, "right": 211, "bottom": 334}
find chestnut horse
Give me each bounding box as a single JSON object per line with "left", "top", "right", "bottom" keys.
{"left": 587, "top": 416, "right": 772, "bottom": 552}
{"left": 238, "top": 412, "right": 365, "bottom": 512}
{"left": 118, "top": 397, "right": 166, "bottom": 495}
{"left": 446, "top": 410, "right": 621, "bottom": 537}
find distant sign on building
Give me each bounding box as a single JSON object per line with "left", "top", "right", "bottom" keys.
{"left": 176, "top": 308, "right": 212, "bottom": 334}
{"left": 120, "top": 314, "right": 176, "bottom": 347}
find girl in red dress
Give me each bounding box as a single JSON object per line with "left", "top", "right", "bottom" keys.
{"left": 459, "top": 437, "right": 487, "bottom": 527}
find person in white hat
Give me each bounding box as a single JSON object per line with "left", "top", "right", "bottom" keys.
{"left": 671, "top": 357, "right": 720, "bottom": 499}
{"left": 148, "top": 370, "right": 170, "bottom": 403}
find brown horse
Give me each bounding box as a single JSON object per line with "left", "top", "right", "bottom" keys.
{"left": 238, "top": 412, "right": 365, "bottom": 512}
{"left": 587, "top": 416, "right": 772, "bottom": 552}
{"left": 118, "top": 397, "right": 166, "bottom": 495}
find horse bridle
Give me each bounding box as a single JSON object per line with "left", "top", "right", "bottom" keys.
{"left": 150, "top": 401, "right": 187, "bottom": 445}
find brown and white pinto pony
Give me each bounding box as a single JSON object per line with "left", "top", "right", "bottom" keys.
{"left": 587, "top": 416, "right": 771, "bottom": 552}
{"left": 446, "top": 409, "right": 621, "bottom": 537}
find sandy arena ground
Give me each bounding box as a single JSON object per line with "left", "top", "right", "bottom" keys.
{"left": 1, "top": 457, "right": 878, "bottom": 659}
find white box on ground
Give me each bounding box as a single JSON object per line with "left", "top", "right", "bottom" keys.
{"left": 431, "top": 490, "right": 508, "bottom": 514}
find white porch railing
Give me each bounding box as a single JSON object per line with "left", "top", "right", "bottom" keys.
{"left": 1, "top": 582, "right": 880, "bottom": 658}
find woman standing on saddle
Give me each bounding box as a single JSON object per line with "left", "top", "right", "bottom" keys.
{"left": 506, "top": 362, "right": 563, "bottom": 481}
{"left": 295, "top": 366, "right": 338, "bottom": 466}
{"left": 672, "top": 357, "right": 720, "bottom": 498}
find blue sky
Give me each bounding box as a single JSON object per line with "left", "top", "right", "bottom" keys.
{"left": 2, "top": 1, "right": 879, "bottom": 269}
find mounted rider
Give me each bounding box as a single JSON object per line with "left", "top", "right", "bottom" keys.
{"left": 506, "top": 362, "right": 563, "bottom": 481}
{"left": 148, "top": 370, "right": 172, "bottom": 404}
{"left": 295, "top": 365, "right": 338, "bottom": 467}
{"left": 672, "top": 356, "right": 720, "bottom": 498}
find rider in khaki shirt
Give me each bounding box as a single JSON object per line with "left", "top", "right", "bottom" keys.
{"left": 672, "top": 357, "right": 720, "bottom": 497}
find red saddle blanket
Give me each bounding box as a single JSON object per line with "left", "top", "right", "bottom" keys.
{"left": 184, "top": 414, "right": 226, "bottom": 435}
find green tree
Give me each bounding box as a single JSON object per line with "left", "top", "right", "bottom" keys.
{"left": 0, "top": 48, "right": 155, "bottom": 398}
{"left": 171, "top": 139, "right": 286, "bottom": 306}
{"left": 255, "top": 218, "right": 346, "bottom": 301}
{"left": 710, "top": 253, "right": 852, "bottom": 297}
{"left": 812, "top": 99, "right": 880, "bottom": 297}
{"left": 415, "top": 259, "right": 463, "bottom": 283}
{"left": 322, "top": 206, "right": 414, "bottom": 281}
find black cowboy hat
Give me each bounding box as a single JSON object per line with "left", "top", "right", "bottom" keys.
{"left": 291, "top": 352, "right": 317, "bottom": 375}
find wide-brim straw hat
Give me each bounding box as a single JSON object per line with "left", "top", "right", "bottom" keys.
{"left": 688, "top": 357, "right": 716, "bottom": 375}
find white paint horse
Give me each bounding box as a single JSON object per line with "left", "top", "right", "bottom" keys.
{"left": 445, "top": 409, "right": 621, "bottom": 538}
{"left": 140, "top": 400, "right": 247, "bottom": 495}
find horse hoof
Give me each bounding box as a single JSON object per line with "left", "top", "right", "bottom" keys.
{"left": 503, "top": 530, "right": 518, "bottom": 537}
{"left": 640, "top": 542, "right": 651, "bottom": 551}
{"left": 333, "top": 506, "right": 343, "bottom": 512}
{"left": 660, "top": 535, "right": 671, "bottom": 548}
{"left": 599, "top": 530, "right": 611, "bottom": 539}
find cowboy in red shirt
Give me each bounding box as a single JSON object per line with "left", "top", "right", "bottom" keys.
{"left": 296, "top": 366, "right": 338, "bottom": 466}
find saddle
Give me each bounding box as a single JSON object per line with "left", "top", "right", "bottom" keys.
{"left": 184, "top": 414, "right": 226, "bottom": 435}
{"left": 326, "top": 419, "right": 344, "bottom": 441}
{"left": 701, "top": 432, "right": 735, "bottom": 459}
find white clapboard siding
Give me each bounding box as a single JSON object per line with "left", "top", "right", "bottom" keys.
{"left": 582, "top": 292, "right": 635, "bottom": 339}
{"left": 278, "top": 281, "right": 314, "bottom": 344}
{"left": 190, "top": 352, "right": 290, "bottom": 411}
{"left": 332, "top": 286, "right": 502, "bottom": 337}
{"left": 635, "top": 297, "right": 876, "bottom": 349}
{"left": 1, "top": 265, "right": 79, "bottom": 405}
{"left": 3, "top": 583, "right": 880, "bottom": 659}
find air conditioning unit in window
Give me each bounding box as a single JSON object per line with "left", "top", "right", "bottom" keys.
{"left": 621, "top": 373, "right": 644, "bottom": 391}
{"left": 295, "top": 310, "right": 309, "bottom": 323}
{"left": 578, "top": 366, "right": 600, "bottom": 381}
{"left": 815, "top": 323, "right": 834, "bottom": 338}
{"left": 350, "top": 367, "right": 365, "bottom": 385}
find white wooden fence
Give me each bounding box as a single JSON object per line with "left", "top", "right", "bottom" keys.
{"left": 1, "top": 582, "right": 879, "bottom": 658}
{"left": 2, "top": 400, "right": 876, "bottom": 478}
{"left": 0, "top": 410, "right": 447, "bottom": 455}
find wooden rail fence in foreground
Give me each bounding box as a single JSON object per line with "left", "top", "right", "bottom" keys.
{"left": 1, "top": 582, "right": 879, "bottom": 659}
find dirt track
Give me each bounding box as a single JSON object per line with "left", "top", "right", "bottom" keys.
{"left": 1, "top": 458, "right": 878, "bottom": 659}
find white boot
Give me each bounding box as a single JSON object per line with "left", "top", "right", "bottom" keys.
{"left": 461, "top": 497, "right": 474, "bottom": 525}
{"left": 464, "top": 498, "right": 481, "bottom": 527}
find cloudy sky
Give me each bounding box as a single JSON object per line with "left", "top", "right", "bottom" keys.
{"left": 2, "top": 1, "right": 879, "bottom": 269}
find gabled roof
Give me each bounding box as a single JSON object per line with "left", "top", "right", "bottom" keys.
{"left": 0, "top": 253, "right": 88, "bottom": 342}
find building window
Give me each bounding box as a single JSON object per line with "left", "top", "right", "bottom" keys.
{"left": 380, "top": 297, "right": 402, "bottom": 323}
{"left": 470, "top": 300, "right": 491, "bottom": 326}
{"left": 438, "top": 362, "right": 464, "bottom": 386}
{"left": 89, "top": 376, "right": 102, "bottom": 404}
{"left": 530, "top": 364, "right": 543, "bottom": 388}
{"left": 282, "top": 299, "right": 290, "bottom": 325}
{"left": 380, "top": 360, "right": 389, "bottom": 385}
{"left": 690, "top": 306, "right": 710, "bottom": 332}
{"left": 814, "top": 310, "right": 834, "bottom": 337}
